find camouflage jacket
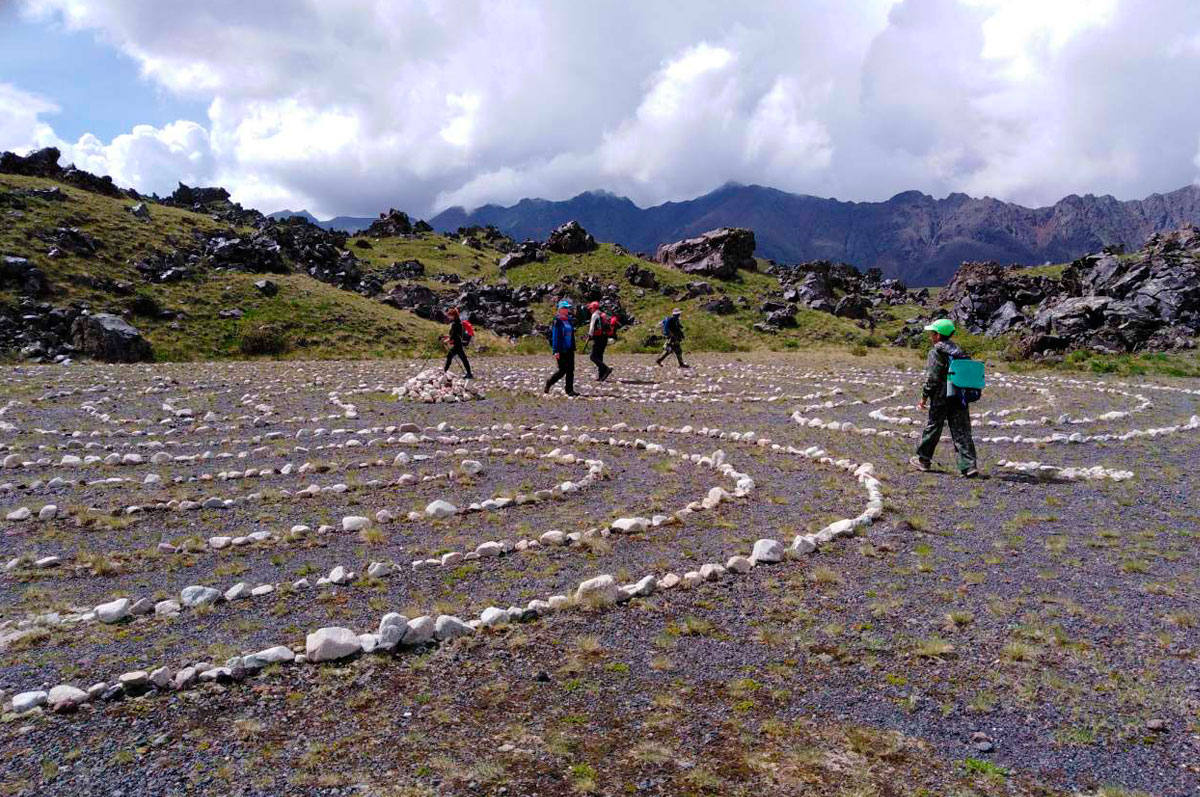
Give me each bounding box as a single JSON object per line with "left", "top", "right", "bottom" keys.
{"left": 922, "top": 340, "right": 967, "bottom": 402}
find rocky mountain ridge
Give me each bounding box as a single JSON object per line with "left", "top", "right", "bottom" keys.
{"left": 430, "top": 183, "right": 1200, "bottom": 286}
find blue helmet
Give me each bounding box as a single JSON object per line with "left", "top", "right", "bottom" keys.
{"left": 557, "top": 300, "right": 572, "bottom": 309}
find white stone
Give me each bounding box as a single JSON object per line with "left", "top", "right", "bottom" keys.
{"left": 305, "top": 627, "right": 362, "bottom": 662}
{"left": 95, "top": 597, "right": 131, "bottom": 624}
{"left": 575, "top": 574, "right": 620, "bottom": 606}
{"left": 12, "top": 690, "right": 48, "bottom": 713}
{"left": 611, "top": 517, "right": 650, "bottom": 533}
{"left": 5, "top": 507, "right": 31, "bottom": 522}
{"left": 38, "top": 505, "right": 58, "bottom": 521}
{"left": 726, "top": 556, "right": 754, "bottom": 573}
{"left": 459, "top": 459, "right": 484, "bottom": 476}
{"left": 209, "top": 536, "right": 232, "bottom": 550}
{"left": 154, "top": 600, "right": 181, "bottom": 616}
{"left": 751, "top": 539, "right": 784, "bottom": 564}
{"left": 475, "top": 541, "right": 503, "bottom": 557}
{"left": 224, "top": 583, "right": 249, "bottom": 602}
{"left": 539, "top": 530, "right": 566, "bottom": 546}
{"left": 47, "top": 685, "right": 87, "bottom": 712}
{"left": 342, "top": 515, "right": 370, "bottom": 532}
{"left": 436, "top": 614, "right": 472, "bottom": 643}
{"left": 480, "top": 607, "right": 509, "bottom": 627}
{"left": 425, "top": 500, "right": 457, "bottom": 519}
{"left": 378, "top": 613, "right": 408, "bottom": 649}
{"left": 180, "top": 585, "right": 220, "bottom": 607}
{"left": 790, "top": 535, "right": 817, "bottom": 554}
{"left": 404, "top": 615, "right": 436, "bottom": 646}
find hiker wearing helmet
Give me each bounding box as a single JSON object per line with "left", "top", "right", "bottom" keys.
{"left": 441, "top": 307, "right": 473, "bottom": 380}
{"left": 656, "top": 308, "right": 690, "bottom": 368}
{"left": 585, "top": 301, "right": 614, "bottom": 382}
{"left": 910, "top": 318, "right": 979, "bottom": 477}
{"left": 544, "top": 300, "right": 578, "bottom": 396}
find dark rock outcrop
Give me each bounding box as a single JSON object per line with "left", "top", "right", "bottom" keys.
{"left": 366, "top": 209, "right": 414, "bottom": 238}
{"left": 545, "top": 221, "right": 597, "bottom": 254}
{"left": 71, "top": 313, "right": 153, "bottom": 362}
{"left": 937, "top": 225, "right": 1200, "bottom": 353}
{"left": 1, "top": 256, "right": 49, "bottom": 296}
{"left": 655, "top": 228, "right": 756, "bottom": 279}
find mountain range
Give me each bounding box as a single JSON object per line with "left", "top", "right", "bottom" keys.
{"left": 276, "top": 182, "right": 1200, "bottom": 286}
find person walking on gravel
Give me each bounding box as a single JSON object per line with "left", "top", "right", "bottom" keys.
{"left": 909, "top": 318, "right": 979, "bottom": 477}
{"left": 656, "top": 308, "right": 690, "bottom": 368}
{"left": 585, "top": 301, "right": 614, "bottom": 382}
{"left": 545, "top": 300, "right": 578, "bottom": 396}
{"left": 441, "top": 307, "right": 473, "bottom": 380}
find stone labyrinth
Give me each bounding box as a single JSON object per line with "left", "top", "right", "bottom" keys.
{"left": 1, "top": 357, "right": 1197, "bottom": 717}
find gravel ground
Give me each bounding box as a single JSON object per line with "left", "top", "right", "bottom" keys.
{"left": 0, "top": 353, "right": 1196, "bottom": 797}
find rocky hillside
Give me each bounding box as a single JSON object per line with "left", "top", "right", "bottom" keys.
{"left": 430, "top": 182, "right": 1200, "bottom": 286}
{"left": 1, "top": 149, "right": 895, "bottom": 363}
{"left": 916, "top": 226, "right": 1200, "bottom": 357}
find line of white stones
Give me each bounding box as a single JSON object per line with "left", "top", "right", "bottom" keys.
{"left": 2, "top": 444, "right": 597, "bottom": 574}
{"left": 4, "top": 427, "right": 883, "bottom": 718}
{"left": 1, "top": 435, "right": 742, "bottom": 644}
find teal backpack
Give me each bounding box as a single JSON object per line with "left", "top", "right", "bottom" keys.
{"left": 948, "top": 356, "right": 985, "bottom": 404}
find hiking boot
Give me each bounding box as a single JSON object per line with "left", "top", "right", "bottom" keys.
{"left": 543, "top": 383, "right": 551, "bottom": 394}
{"left": 908, "top": 456, "right": 931, "bottom": 472}
{"left": 566, "top": 391, "right": 579, "bottom": 397}
{"left": 961, "top": 468, "right": 979, "bottom": 479}
{"left": 680, "top": 363, "right": 692, "bottom": 369}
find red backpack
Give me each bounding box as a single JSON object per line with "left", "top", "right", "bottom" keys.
{"left": 461, "top": 320, "right": 475, "bottom": 346}
{"left": 603, "top": 314, "right": 619, "bottom": 337}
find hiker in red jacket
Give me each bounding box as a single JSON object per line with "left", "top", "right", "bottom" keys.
{"left": 441, "top": 307, "right": 473, "bottom": 379}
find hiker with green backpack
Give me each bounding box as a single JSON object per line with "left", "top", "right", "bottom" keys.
{"left": 909, "top": 318, "right": 980, "bottom": 478}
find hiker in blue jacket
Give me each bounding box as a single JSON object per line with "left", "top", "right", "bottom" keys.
{"left": 544, "top": 300, "right": 578, "bottom": 396}
{"left": 656, "top": 308, "right": 690, "bottom": 368}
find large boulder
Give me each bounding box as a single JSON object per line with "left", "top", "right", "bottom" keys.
{"left": 70, "top": 313, "right": 153, "bottom": 363}
{"left": 0, "top": 147, "right": 63, "bottom": 178}
{"left": 545, "top": 221, "right": 597, "bottom": 254}
{"left": 655, "top": 228, "right": 756, "bottom": 279}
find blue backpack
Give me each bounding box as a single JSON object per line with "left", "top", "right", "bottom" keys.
{"left": 661, "top": 316, "right": 671, "bottom": 335}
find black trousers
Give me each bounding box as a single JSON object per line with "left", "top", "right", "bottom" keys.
{"left": 546, "top": 350, "right": 575, "bottom": 394}
{"left": 444, "top": 344, "right": 471, "bottom": 377}
{"left": 589, "top": 336, "right": 609, "bottom": 376}
{"left": 656, "top": 339, "right": 685, "bottom": 366}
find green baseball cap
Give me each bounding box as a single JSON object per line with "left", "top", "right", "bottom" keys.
{"left": 923, "top": 318, "right": 956, "bottom": 336}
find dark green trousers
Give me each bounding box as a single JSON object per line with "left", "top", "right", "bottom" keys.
{"left": 916, "top": 400, "right": 978, "bottom": 473}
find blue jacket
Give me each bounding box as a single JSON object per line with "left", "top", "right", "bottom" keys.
{"left": 550, "top": 318, "right": 575, "bottom": 353}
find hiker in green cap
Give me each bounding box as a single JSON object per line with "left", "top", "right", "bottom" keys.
{"left": 909, "top": 318, "right": 979, "bottom": 477}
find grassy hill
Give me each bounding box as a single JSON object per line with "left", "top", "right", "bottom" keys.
{"left": 5, "top": 167, "right": 1196, "bottom": 377}
{"left": 1, "top": 170, "right": 887, "bottom": 362}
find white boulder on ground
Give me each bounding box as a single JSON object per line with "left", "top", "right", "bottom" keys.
{"left": 425, "top": 500, "right": 457, "bottom": 519}
{"left": 393, "top": 369, "right": 485, "bottom": 404}
{"left": 95, "top": 597, "right": 131, "bottom": 624}
{"left": 306, "top": 627, "right": 363, "bottom": 662}
{"left": 342, "top": 515, "right": 369, "bottom": 532}
{"left": 751, "top": 539, "right": 784, "bottom": 564}
{"left": 575, "top": 574, "right": 621, "bottom": 606}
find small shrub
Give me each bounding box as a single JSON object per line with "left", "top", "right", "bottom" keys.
{"left": 237, "top": 323, "right": 291, "bottom": 356}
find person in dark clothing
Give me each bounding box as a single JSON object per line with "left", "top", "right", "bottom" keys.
{"left": 441, "top": 307, "right": 473, "bottom": 379}
{"left": 656, "top": 308, "right": 689, "bottom": 368}
{"left": 910, "top": 318, "right": 978, "bottom": 477}
{"left": 585, "top": 301, "right": 613, "bottom": 382}
{"left": 544, "top": 301, "right": 578, "bottom": 396}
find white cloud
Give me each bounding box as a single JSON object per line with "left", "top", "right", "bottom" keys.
{"left": 0, "top": 83, "right": 61, "bottom": 153}
{"left": 9, "top": 0, "right": 1200, "bottom": 216}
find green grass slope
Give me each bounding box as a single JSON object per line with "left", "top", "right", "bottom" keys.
{"left": 0, "top": 173, "right": 475, "bottom": 360}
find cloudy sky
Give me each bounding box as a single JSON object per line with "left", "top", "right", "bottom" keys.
{"left": 2, "top": 0, "right": 1199, "bottom": 218}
